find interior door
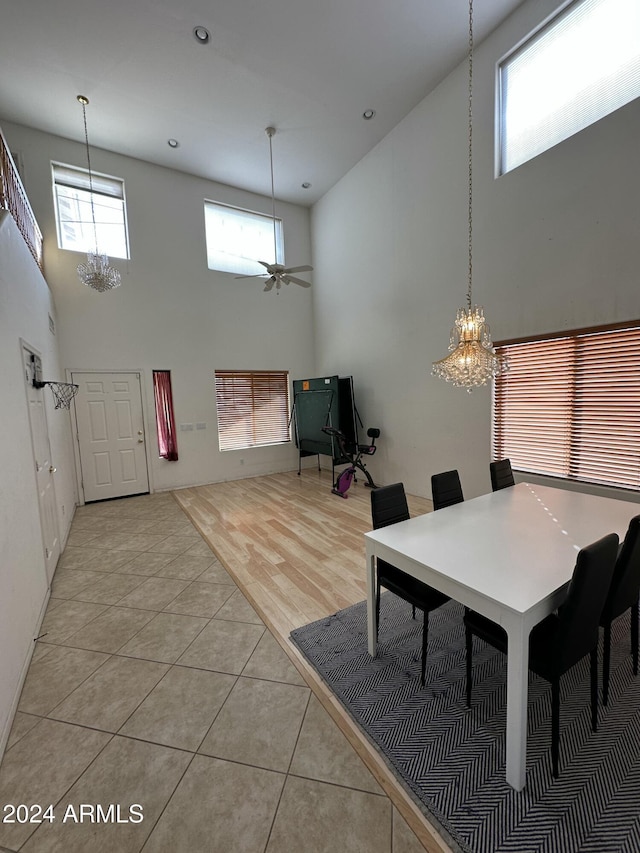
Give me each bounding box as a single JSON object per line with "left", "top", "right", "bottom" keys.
{"left": 23, "top": 347, "right": 60, "bottom": 583}
{"left": 72, "top": 371, "right": 149, "bottom": 502}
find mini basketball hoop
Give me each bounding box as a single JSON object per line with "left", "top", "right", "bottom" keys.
{"left": 46, "top": 381, "right": 80, "bottom": 410}
{"left": 29, "top": 354, "right": 79, "bottom": 410}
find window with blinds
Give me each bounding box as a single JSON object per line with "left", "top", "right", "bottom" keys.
{"left": 493, "top": 323, "right": 640, "bottom": 491}
{"left": 498, "top": 0, "right": 640, "bottom": 175}
{"left": 214, "top": 370, "right": 290, "bottom": 451}
{"left": 52, "top": 162, "right": 129, "bottom": 258}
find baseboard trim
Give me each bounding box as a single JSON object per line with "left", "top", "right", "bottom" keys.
{"left": 0, "top": 586, "right": 51, "bottom": 762}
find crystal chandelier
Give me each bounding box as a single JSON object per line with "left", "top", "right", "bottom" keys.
{"left": 431, "top": 0, "right": 507, "bottom": 391}
{"left": 76, "top": 95, "right": 121, "bottom": 292}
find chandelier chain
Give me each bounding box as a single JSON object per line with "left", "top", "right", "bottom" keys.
{"left": 79, "top": 98, "right": 99, "bottom": 253}
{"left": 76, "top": 95, "right": 121, "bottom": 291}
{"left": 467, "top": 0, "right": 473, "bottom": 311}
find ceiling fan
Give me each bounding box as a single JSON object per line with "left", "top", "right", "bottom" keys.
{"left": 236, "top": 127, "right": 313, "bottom": 293}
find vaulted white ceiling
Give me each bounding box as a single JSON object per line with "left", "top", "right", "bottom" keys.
{"left": 0, "top": 0, "right": 525, "bottom": 205}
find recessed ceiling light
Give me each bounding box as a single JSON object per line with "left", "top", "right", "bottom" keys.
{"left": 301, "top": 182, "right": 312, "bottom": 189}
{"left": 193, "top": 26, "right": 211, "bottom": 44}
{"left": 362, "top": 109, "right": 376, "bottom": 120}
{"left": 167, "top": 139, "right": 180, "bottom": 149}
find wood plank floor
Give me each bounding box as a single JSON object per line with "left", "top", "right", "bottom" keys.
{"left": 173, "top": 469, "right": 453, "bottom": 853}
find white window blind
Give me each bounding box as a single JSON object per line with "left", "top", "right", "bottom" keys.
{"left": 493, "top": 324, "right": 640, "bottom": 491}
{"left": 204, "top": 200, "right": 284, "bottom": 276}
{"left": 52, "top": 162, "right": 129, "bottom": 258}
{"left": 499, "top": 0, "right": 640, "bottom": 175}
{"left": 215, "top": 370, "right": 290, "bottom": 451}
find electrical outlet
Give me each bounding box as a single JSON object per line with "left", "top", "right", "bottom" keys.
{"left": 196, "top": 422, "right": 206, "bottom": 430}
{"left": 180, "top": 423, "right": 194, "bottom": 431}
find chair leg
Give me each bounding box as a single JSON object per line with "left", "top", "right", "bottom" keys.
{"left": 412, "top": 605, "right": 416, "bottom": 620}
{"left": 551, "top": 678, "right": 560, "bottom": 779}
{"left": 632, "top": 599, "right": 639, "bottom": 676}
{"left": 590, "top": 646, "right": 598, "bottom": 732}
{"left": 465, "top": 627, "right": 473, "bottom": 708}
{"left": 602, "top": 621, "right": 612, "bottom": 707}
{"left": 420, "top": 611, "right": 429, "bottom": 687}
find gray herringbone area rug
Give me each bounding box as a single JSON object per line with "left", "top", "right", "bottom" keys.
{"left": 290, "top": 596, "right": 640, "bottom": 853}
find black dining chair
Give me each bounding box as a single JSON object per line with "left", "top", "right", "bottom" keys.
{"left": 371, "top": 483, "right": 450, "bottom": 686}
{"left": 600, "top": 514, "right": 640, "bottom": 706}
{"left": 490, "top": 458, "right": 515, "bottom": 491}
{"left": 431, "top": 470, "right": 464, "bottom": 510}
{"left": 464, "top": 532, "right": 619, "bottom": 778}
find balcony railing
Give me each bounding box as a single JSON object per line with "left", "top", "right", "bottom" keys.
{"left": 0, "top": 128, "right": 43, "bottom": 272}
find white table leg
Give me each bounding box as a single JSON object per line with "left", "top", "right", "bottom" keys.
{"left": 366, "top": 545, "right": 377, "bottom": 656}
{"left": 504, "top": 618, "right": 529, "bottom": 791}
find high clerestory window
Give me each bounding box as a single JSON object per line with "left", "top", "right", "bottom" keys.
{"left": 498, "top": 0, "right": 640, "bottom": 175}
{"left": 492, "top": 322, "right": 640, "bottom": 492}
{"left": 52, "top": 162, "right": 129, "bottom": 258}
{"left": 204, "top": 200, "right": 284, "bottom": 276}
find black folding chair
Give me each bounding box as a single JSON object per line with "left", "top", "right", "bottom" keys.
{"left": 371, "top": 483, "right": 450, "bottom": 686}
{"left": 490, "top": 458, "right": 515, "bottom": 491}
{"left": 431, "top": 470, "right": 464, "bottom": 510}
{"left": 600, "top": 515, "right": 640, "bottom": 705}
{"left": 464, "top": 532, "right": 619, "bottom": 778}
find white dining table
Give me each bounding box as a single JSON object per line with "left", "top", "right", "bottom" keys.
{"left": 364, "top": 482, "right": 637, "bottom": 790}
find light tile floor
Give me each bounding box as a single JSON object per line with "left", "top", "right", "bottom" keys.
{"left": 0, "top": 493, "right": 427, "bottom": 853}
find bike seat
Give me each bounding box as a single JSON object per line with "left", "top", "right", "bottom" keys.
{"left": 357, "top": 444, "right": 377, "bottom": 455}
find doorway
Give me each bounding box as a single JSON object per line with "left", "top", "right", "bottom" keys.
{"left": 23, "top": 345, "right": 60, "bottom": 583}
{"left": 72, "top": 371, "right": 150, "bottom": 503}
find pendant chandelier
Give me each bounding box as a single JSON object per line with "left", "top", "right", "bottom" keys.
{"left": 76, "top": 95, "right": 121, "bottom": 292}
{"left": 431, "top": 0, "right": 507, "bottom": 391}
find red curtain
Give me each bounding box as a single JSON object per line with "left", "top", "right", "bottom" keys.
{"left": 153, "top": 370, "right": 178, "bottom": 461}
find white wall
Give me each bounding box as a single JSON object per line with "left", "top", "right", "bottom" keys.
{"left": 0, "top": 211, "right": 77, "bottom": 756}
{"left": 3, "top": 121, "right": 316, "bottom": 493}
{"left": 311, "top": 0, "right": 640, "bottom": 500}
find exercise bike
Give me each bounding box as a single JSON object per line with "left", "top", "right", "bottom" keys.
{"left": 321, "top": 425, "right": 380, "bottom": 498}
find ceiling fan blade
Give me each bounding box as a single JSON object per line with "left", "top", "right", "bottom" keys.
{"left": 235, "top": 273, "right": 268, "bottom": 279}
{"left": 258, "top": 260, "right": 275, "bottom": 271}
{"left": 283, "top": 275, "right": 311, "bottom": 288}
{"left": 284, "top": 265, "right": 313, "bottom": 274}
{"left": 263, "top": 277, "right": 276, "bottom": 292}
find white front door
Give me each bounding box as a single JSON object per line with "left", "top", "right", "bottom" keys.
{"left": 72, "top": 372, "right": 149, "bottom": 502}
{"left": 24, "top": 347, "right": 60, "bottom": 583}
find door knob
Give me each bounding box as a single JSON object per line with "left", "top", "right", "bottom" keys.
{"left": 138, "top": 430, "right": 143, "bottom": 435}
{"left": 49, "top": 466, "right": 57, "bottom": 473}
